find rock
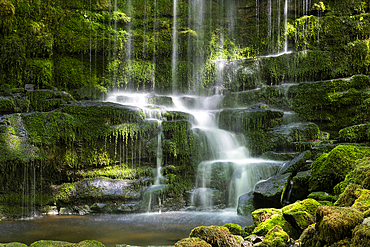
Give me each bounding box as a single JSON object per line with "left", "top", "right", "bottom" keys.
{"left": 315, "top": 206, "right": 364, "bottom": 244}
{"left": 289, "top": 170, "right": 312, "bottom": 203}
{"left": 350, "top": 224, "right": 370, "bottom": 246}
{"left": 252, "top": 208, "right": 282, "bottom": 226}
{"left": 310, "top": 145, "right": 370, "bottom": 193}
{"left": 338, "top": 123, "right": 370, "bottom": 143}
{"left": 299, "top": 224, "right": 320, "bottom": 247}
{"left": 148, "top": 95, "right": 174, "bottom": 107}
{"left": 334, "top": 157, "right": 370, "bottom": 195}
{"left": 278, "top": 150, "right": 311, "bottom": 175}
{"left": 252, "top": 213, "right": 299, "bottom": 239}
{"left": 334, "top": 183, "right": 361, "bottom": 207}
{"left": 174, "top": 238, "right": 212, "bottom": 247}
{"left": 0, "top": 243, "right": 28, "bottom": 247}
{"left": 244, "top": 235, "right": 264, "bottom": 244}
{"left": 237, "top": 191, "right": 255, "bottom": 216}
{"left": 307, "top": 192, "right": 337, "bottom": 202}
{"left": 0, "top": 97, "right": 15, "bottom": 114}
{"left": 351, "top": 188, "right": 370, "bottom": 213}
{"left": 254, "top": 173, "right": 291, "bottom": 208}
{"left": 363, "top": 217, "right": 370, "bottom": 226}
{"left": 282, "top": 199, "right": 320, "bottom": 232}
{"left": 189, "top": 226, "right": 238, "bottom": 247}
{"left": 223, "top": 223, "right": 242, "bottom": 235}
{"left": 256, "top": 226, "right": 290, "bottom": 247}
{"left": 30, "top": 240, "right": 105, "bottom": 247}
{"left": 59, "top": 207, "right": 74, "bottom": 215}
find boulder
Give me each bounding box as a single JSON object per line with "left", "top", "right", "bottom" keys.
{"left": 174, "top": 238, "right": 212, "bottom": 247}
{"left": 237, "top": 191, "right": 255, "bottom": 216}
{"left": 282, "top": 199, "right": 320, "bottom": 232}
{"left": 252, "top": 208, "right": 282, "bottom": 226}
{"left": 278, "top": 150, "right": 311, "bottom": 175}
{"left": 299, "top": 224, "right": 320, "bottom": 247}
{"left": 310, "top": 145, "right": 370, "bottom": 193}
{"left": 189, "top": 226, "right": 238, "bottom": 247}
{"left": 289, "top": 170, "right": 312, "bottom": 203}
{"left": 350, "top": 224, "right": 370, "bottom": 246}
{"left": 252, "top": 213, "right": 299, "bottom": 239}
{"left": 30, "top": 240, "right": 105, "bottom": 247}
{"left": 315, "top": 206, "right": 364, "bottom": 244}
{"left": 307, "top": 192, "right": 337, "bottom": 203}
{"left": 0, "top": 243, "right": 28, "bottom": 247}
{"left": 255, "top": 226, "right": 290, "bottom": 247}
{"left": 254, "top": 173, "right": 291, "bottom": 208}
{"left": 223, "top": 223, "right": 242, "bottom": 235}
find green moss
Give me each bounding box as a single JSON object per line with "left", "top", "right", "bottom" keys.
{"left": 309, "top": 145, "right": 370, "bottom": 193}
{"left": 252, "top": 208, "right": 282, "bottom": 226}
{"left": 339, "top": 123, "right": 370, "bottom": 142}
{"left": 223, "top": 223, "right": 242, "bottom": 235}
{"left": 174, "top": 238, "right": 212, "bottom": 247}
{"left": 351, "top": 224, "right": 370, "bottom": 246}
{"left": 316, "top": 206, "right": 364, "bottom": 245}
{"left": 30, "top": 240, "right": 105, "bottom": 247}
{"left": 351, "top": 188, "right": 370, "bottom": 212}
{"left": 282, "top": 199, "right": 321, "bottom": 231}
{"left": 0, "top": 97, "right": 15, "bottom": 113}
{"left": 189, "top": 226, "right": 237, "bottom": 247}
{"left": 334, "top": 157, "right": 370, "bottom": 194}
{"left": 307, "top": 192, "right": 338, "bottom": 202}
{"left": 0, "top": 243, "right": 28, "bottom": 247}
{"left": 259, "top": 226, "right": 290, "bottom": 247}
{"left": 335, "top": 183, "right": 361, "bottom": 207}
{"left": 252, "top": 213, "right": 299, "bottom": 239}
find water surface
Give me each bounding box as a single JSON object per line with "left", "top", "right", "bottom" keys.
{"left": 0, "top": 210, "right": 252, "bottom": 246}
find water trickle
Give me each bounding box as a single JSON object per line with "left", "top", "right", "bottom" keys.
{"left": 172, "top": 0, "right": 178, "bottom": 93}
{"left": 284, "top": 0, "right": 288, "bottom": 53}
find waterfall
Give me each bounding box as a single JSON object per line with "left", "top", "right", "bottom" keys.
{"left": 172, "top": 0, "right": 178, "bottom": 93}
{"left": 284, "top": 0, "right": 288, "bottom": 52}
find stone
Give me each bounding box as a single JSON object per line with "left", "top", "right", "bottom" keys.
{"left": 315, "top": 206, "right": 364, "bottom": 244}
{"left": 237, "top": 191, "right": 255, "bottom": 216}
{"left": 282, "top": 199, "right": 320, "bottom": 232}
{"left": 189, "top": 226, "right": 238, "bottom": 247}
{"left": 350, "top": 224, "right": 370, "bottom": 246}
{"left": 299, "top": 224, "right": 320, "bottom": 247}
{"left": 174, "top": 238, "right": 212, "bottom": 247}
{"left": 289, "top": 170, "right": 312, "bottom": 203}
{"left": 253, "top": 173, "right": 291, "bottom": 208}
{"left": 0, "top": 243, "right": 28, "bottom": 247}
{"left": 258, "top": 226, "right": 290, "bottom": 247}
{"left": 278, "top": 150, "right": 311, "bottom": 175}
{"left": 252, "top": 213, "right": 299, "bottom": 239}
{"left": 24, "top": 84, "right": 35, "bottom": 91}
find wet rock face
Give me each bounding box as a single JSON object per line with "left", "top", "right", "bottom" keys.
{"left": 237, "top": 191, "right": 255, "bottom": 216}
{"left": 253, "top": 173, "right": 291, "bottom": 209}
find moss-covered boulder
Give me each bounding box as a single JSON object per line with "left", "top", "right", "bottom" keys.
{"left": 252, "top": 213, "right": 299, "bottom": 239}
{"left": 339, "top": 123, "right": 370, "bottom": 143}
{"left": 309, "top": 145, "right": 370, "bottom": 193}
{"left": 351, "top": 188, "right": 370, "bottom": 213}
{"left": 307, "top": 192, "right": 338, "bottom": 203}
{"left": 189, "top": 226, "right": 238, "bottom": 247}
{"left": 315, "top": 206, "right": 364, "bottom": 245}
{"left": 0, "top": 243, "right": 28, "bottom": 247}
{"left": 174, "top": 238, "right": 212, "bottom": 247}
{"left": 223, "top": 223, "right": 242, "bottom": 236}
{"left": 334, "top": 157, "right": 370, "bottom": 195}
{"left": 260, "top": 151, "right": 300, "bottom": 161}
{"left": 282, "top": 199, "right": 321, "bottom": 232}
{"left": 252, "top": 208, "right": 282, "bottom": 226}
{"left": 253, "top": 173, "right": 290, "bottom": 208}
{"left": 334, "top": 183, "right": 361, "bottom": 207}
{"left": 30, "top": 240, "right": 105, "bottom": 247}
{"left": 299, "top": 224, "right": 320, "bottom": 247}
{"left": 350, "top": 224, "right": 370, "bottom": 246}
{"left": 255, "top": 226, "right": 290, "bottom": 247}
